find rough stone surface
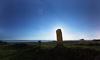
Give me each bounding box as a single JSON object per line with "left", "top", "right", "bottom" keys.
{"left": 56, "top": 29, "right": 63, "bottom": 46}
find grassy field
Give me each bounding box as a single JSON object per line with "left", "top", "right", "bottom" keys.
{"left": 0, "top": 41, "right": 100, "bottom": 60}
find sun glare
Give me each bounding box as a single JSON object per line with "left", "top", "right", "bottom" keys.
{"left": 52, "top": 26, "right": 67, "bottom": 40}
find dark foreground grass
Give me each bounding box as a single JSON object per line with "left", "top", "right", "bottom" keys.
{"left": 0, "top": 41, "right": 100, "bottom": 60}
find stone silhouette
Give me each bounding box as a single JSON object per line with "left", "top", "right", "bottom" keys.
{"left": 56, "top": 29, "right": 63, "bottom": 46}
{"left": 38, "top": 40, "right": 41, "bottom": 46}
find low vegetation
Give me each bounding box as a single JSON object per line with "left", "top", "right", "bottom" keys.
{"left": 0, "top": 41, "right": 100, "bottom": 60}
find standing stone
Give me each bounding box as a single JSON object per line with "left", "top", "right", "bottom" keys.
{"left": 38, "top": 40, "right": 41, "bottom": 46}
{"left": 56, "top": 29, "right": 63, "bottom": 46}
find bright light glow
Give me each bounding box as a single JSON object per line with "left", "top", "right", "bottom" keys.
{"left": 52, "top": 25, "right": 69, "bottom": 40}
{"left": 52, "top": 25, "right": 92, "bottom": 40}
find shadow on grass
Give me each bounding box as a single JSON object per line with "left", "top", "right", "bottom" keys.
{"left": 9, "top": 45, "right": 100, "bottom": 60}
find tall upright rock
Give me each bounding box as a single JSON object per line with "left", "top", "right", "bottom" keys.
{"left": 56, "top": 29, "right": 63, "bottom": 46}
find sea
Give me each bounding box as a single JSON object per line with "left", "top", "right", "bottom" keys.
{"left": 0, "top": 40, "right": 80, "bottom": 43}
{"left": 0, "top": 40, "right": 56, "bottom": 43}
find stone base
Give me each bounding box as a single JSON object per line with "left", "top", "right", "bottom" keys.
{"left": 56, "top": 44, "right": 64, "bottom": 47}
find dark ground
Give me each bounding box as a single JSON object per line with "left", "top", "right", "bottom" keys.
{"left": 0, "top": 41, "right": 100, "bottom": 60}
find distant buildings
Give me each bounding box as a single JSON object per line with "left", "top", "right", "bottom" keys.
{"left": 80, "top": 39, "right": 85, "bottom": 41}
{"left": 92, "top": 39, "right": 100, "bottom": 43}
{"left": 93, "top": 39, "right": 100, "bottom": 41}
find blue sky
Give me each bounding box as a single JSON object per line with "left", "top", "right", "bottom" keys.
{"left": 0, "top": 0, "right": 100, "bottom": 40}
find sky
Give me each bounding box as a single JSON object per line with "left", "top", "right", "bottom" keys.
{"left": 0, "top": 0, "right": 100, "bottom": 40}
